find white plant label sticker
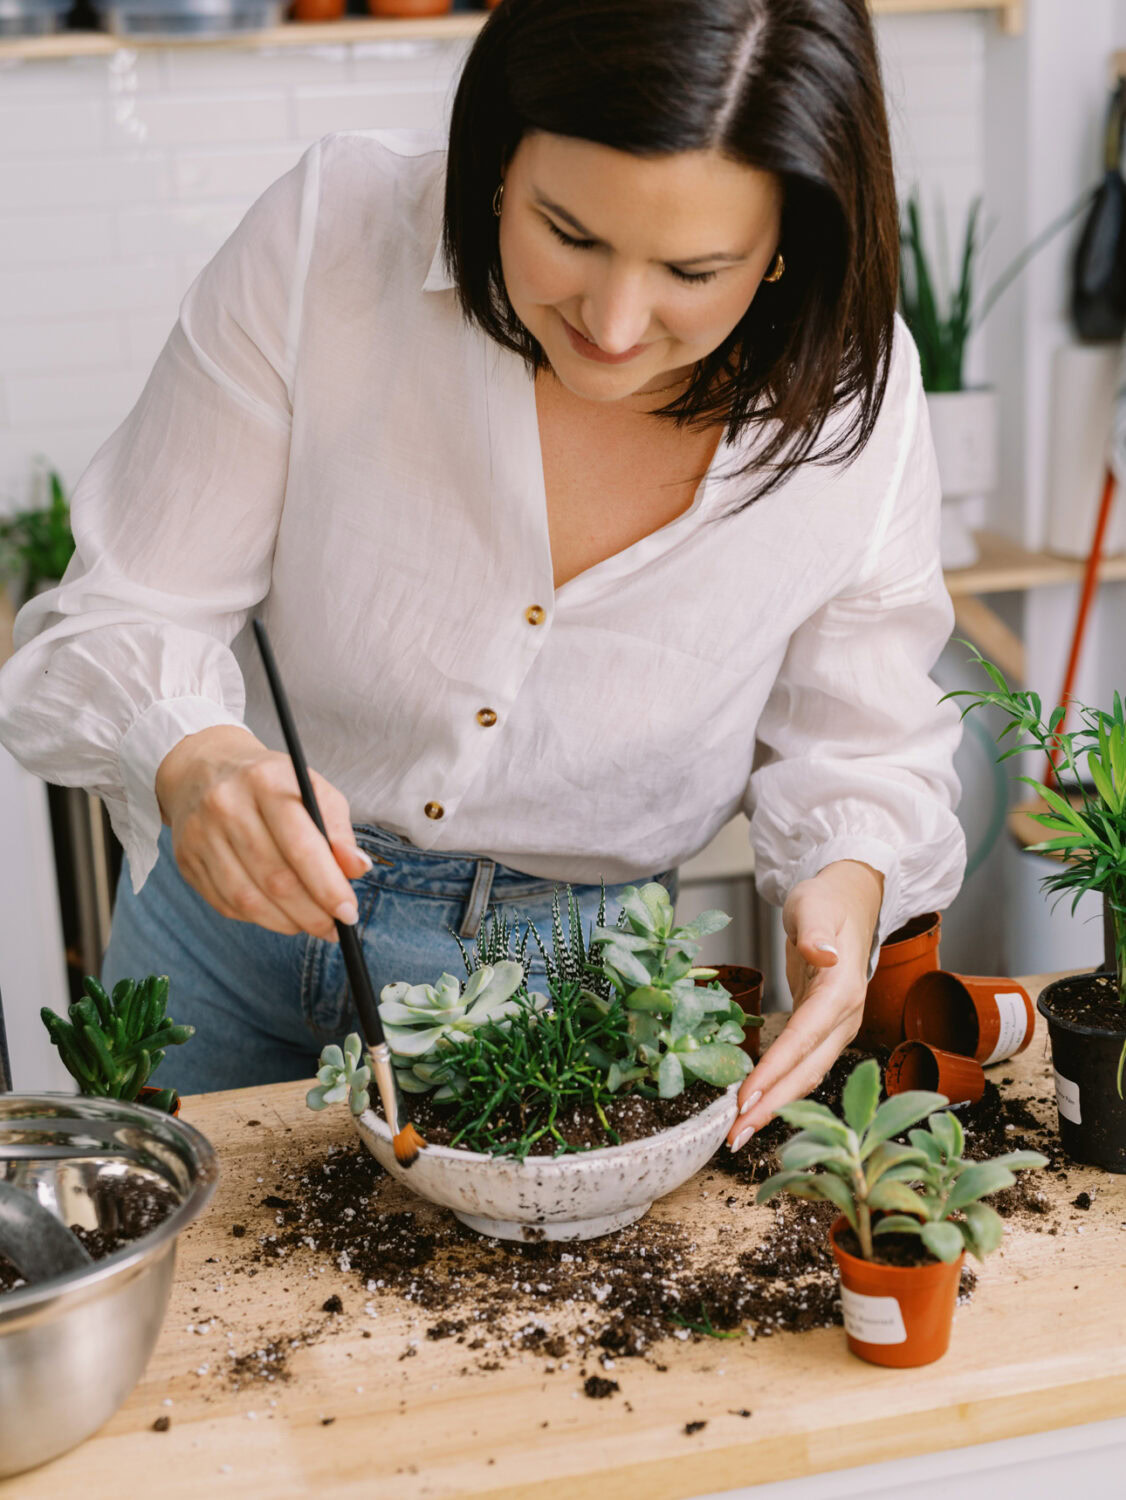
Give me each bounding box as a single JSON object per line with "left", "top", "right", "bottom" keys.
{"left": 1054, "top": 1069, "right": 1082, "bottom": 1125}
{"left": 982, "top": 992, "right": 1030, "bottom": 1066}
{"left": 839, "top": 1285, "right": 907, "bottom": 1345}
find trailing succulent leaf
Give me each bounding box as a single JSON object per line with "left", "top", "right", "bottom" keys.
{"left": 40, "top": 973, "right": 193, "bottom": 1113}
{"left": 307, "top": 1033, "right": 371, "bottom": 1116}
{"left": 589, "top": 882, "right": 759, "bottom": 1099}
{"left": 378, "top": 962, "right": 548, "bottom": 1101}
{"left": 757, "top": 1059, "right": 1047, "bottom": 1263}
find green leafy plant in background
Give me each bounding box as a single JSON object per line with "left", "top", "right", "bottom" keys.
{"left": 946, "top": 645, "right": 1126, "bottom": 1088}
{"left": 589, "top": 882, "right": 760, "bottom": 1098}
{"left": 307, "top": 1034, "right": 371, "bottom": 1117}
{"left": 41, "top": 974, "right": 194, "bottom": 1114}
{"left": 757, "top": 1059, "right": 1046, "bottom": 1262}
{"left": 0, "top": 470, "right": 75, "bottom": 600}
{"left": 900, "top": 189, "right": 1092, "bottom": 392}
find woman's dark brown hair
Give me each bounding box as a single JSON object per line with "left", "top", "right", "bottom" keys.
{"left": 444, "top": 0, "right": 899, "bottom": 510}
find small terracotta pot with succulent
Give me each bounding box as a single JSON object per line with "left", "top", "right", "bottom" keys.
{"left": 40, "top": 974, "right": 194, "bottom": 1117}
{"left": 308, "top": 883, "right": 763, "bottom": 1240}
{"left": 952, "top": 646, "right": 1126, "bottom": 1172}
{"left": 757, "top": 1058, "right": 1046, "bottom": 1367}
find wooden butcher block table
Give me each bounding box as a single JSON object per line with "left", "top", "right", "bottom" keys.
{"left": 5, "top": 975, "right": 1125, "bottom": 1500}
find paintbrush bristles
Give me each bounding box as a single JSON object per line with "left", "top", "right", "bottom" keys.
{"left": 393, "top": 1122, "right": 426, "bottom": 1169}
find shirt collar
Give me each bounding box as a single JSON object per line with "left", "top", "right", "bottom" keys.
{"left": 422, "top": 229, "right": 454, "bottom": 293}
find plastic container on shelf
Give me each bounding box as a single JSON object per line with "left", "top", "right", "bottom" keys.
{"left": 104, "top": 0, "right": 282, "bottom": 36}
{"left": 0, "top": 0, "right": 71, "bottom": 36}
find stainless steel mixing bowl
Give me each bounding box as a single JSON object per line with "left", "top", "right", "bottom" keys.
{"left": 0, "top": 1093, "right": 218, "bottom": 1477}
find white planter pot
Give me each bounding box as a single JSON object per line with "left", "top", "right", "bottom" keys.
{"left": 354, "top": 1084, "right": 739, "bottom": 1241}
{"left": 926, "top": 389, "right": 999, "bottom": 571}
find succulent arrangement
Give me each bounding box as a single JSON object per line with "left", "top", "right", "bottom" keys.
{"left": 308, "top": 882, "right": 759, "bottom": 1156}
{"left": 41, "top": 974, "right": 194, "bottom": 1114}
{"left": 757, "top": 1058, "right": 1047, "bottom": 1262}
{"left": 306, "top": 1033, "right": 372, "bottom": 1117}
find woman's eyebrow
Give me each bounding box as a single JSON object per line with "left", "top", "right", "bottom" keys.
{"left": 533, "top": 191, "right": 748, "bottom": 265}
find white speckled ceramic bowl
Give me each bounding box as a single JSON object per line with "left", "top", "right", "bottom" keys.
{"left": 354, "top": 1085, "right": 739, "bottom": 1241}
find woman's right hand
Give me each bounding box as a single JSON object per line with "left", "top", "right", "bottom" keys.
{"left": 155, "top": 725, "right": 371, "bottom": 941}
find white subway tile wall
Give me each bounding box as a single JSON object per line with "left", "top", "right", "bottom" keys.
{"left": 0, "top": 15, "right": 984, "bottom": 502}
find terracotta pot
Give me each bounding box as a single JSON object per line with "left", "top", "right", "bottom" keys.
{"left": 857, "top": 913, "right": 941, "bottom": 1052}
{"left": 903, "top": 972, "right": 1034, "bottom": 1065}
{"left": 696, "top": 964, "right": 763, "bottom": 1062}
{"left": 885, "top": 1041, "right": 985, "bottom": 1106}
{"left": 829, "top": 1216, "right": 962, "bottom": 1368}
{"left": 368, "top": 0, "right": 452, "bottom": 15}
{"left": 292, "top": 0, "right": 345, "bottom": 17}
{"left": 137, "top": 1087, "right": 181, "bottom": 1118}
{"left": 1037, "top": 975, "right": 1126, "bottom": 1173}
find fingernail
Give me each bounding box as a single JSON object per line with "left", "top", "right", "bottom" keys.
{"left": 737, "top": 1090, "right": 762, "bottom": 1118}
{"left": 815, "top": 943, "right": 839, "bottom": 957}
{"left": 355, "top": 850, "right": 373, "bottom": 872}
{"left": 334, "top": 901, "right": 359, "bottom": 925}
{"left": 729, "top": 1125, "right": 755, "bottom": 1153}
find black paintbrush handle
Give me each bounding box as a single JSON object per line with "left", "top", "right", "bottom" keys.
{"left": 251, "top": 618, "right": 387, "bottom": 1052}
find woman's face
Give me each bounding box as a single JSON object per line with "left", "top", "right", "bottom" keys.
{"left": 499, "top": 132, "right": 783, "bottom": 402}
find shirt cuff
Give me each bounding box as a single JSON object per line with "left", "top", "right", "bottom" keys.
{"left": 117, "top": 696, "right": 250, "bottom": 892}
{"left": 788, "top": 835, "right": 904, "bottom": 980}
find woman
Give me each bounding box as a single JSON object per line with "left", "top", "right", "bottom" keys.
{"left": 0, "top": 0, "right": 964, "bottom": 1149}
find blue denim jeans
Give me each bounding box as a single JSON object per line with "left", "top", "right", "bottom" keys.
{"left": 102, "top": 822, "right": 678, "bottom": 1096}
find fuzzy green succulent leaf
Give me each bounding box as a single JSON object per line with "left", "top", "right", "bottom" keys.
{"left": 926, "top": 1110, "right": 963, "bottom": 1159}
{"left": 920, "top": 1220, "right": 965, "bottom": 1263}
{"left": 678, "top": 1043, "right": 750, "bottom": 1087}
{"left": 657, "top": 1051, "right": 684, "bottom": 1098}
{"left": 944, "top": 1161, "right": 1016, "bottom": 1209}
{"left": 842, "top": 1058, "right": 880, "bottom": 1134}
{"left": 959, "top": 1201, "right": 1004, "bottom": 1259}
{"left": 860, "top": 1091, "right": 949, "bottom": 1157}
{"left": 676, "top": 909, "right": 731, "bottom": 940}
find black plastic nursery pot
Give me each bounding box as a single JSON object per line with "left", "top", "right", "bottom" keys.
{"left": 1037, "top": 974, "right": 1126, "bottom": 1173}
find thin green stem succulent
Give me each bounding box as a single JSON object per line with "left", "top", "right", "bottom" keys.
{"left": 40, "top": 974, "right": 193, "bottom": 1114}
{"left": 757, "top": 1059, "right": 1047, "bottom": 1262}
{"left": 307, "top": 1034, "right": 371, "bottom": 1116}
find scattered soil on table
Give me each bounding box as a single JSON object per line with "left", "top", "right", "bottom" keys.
{"left": 375, "top": 1081, "right": 717, "bottom": 1156}
{"left": 209, "top": 1041, "right": 1065, "bottom": 1387}
{"left": 0, "top": 1172, "right": 179, "bottom": 1297}
{"left": 1039, "top": 974, "right": 1125, "bottom": 1033}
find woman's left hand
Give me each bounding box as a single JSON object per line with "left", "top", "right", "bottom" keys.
{"left": 725, "top": 859, "right": 884, "bottom": 1153}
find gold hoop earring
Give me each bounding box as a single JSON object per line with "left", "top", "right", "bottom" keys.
{"left": 763, "top": 251, "right": 785, "bottom": 283}
{"left": 492, "top": 182, "right": 505, "bottom": 217}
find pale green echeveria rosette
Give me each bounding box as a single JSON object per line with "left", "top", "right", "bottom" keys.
{"left": 591, "top": 882, "right": 754, "bottom": 1099}
{"left": 307, "top": 1032, "right": 371, "bottom": 1116}
{"left": 378, "top": 961, "right": 547, "bottom": 1101}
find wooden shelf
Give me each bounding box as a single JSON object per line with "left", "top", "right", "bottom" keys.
{"left": 944, "top": 530, "right": 1126, "bottom": 596}
{"left": 0, "top": 2, "right": 1024, "bottom": 62}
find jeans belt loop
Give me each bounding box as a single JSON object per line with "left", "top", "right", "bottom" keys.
{"left": 458, "top": 858, "right": 497, "bottom": 941}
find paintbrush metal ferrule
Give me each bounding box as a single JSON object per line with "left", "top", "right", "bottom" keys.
{"left": 368, "top": 1042, "right": 402, "bottom": 1135}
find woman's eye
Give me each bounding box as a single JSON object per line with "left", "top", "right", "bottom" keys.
{"left": 546, "top": 220, "right": 597, "bottom": 251}
{"left": 668, "top": 266, "right": 719, "bottom": 286}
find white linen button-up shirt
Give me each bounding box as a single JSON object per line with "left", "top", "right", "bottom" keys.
{"left": 0, "top": 130, "right": 965, "bottom": 946}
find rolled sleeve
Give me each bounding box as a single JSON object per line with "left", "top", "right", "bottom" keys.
{"left": 745, "top": 344, "right": 966, "bottom": 954}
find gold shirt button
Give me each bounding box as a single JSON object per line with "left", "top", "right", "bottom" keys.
{"left": 525, "top": 604, "right": 546, "bottom": 626}
{"left": 424, "top": 801, "right": 444, "bottom": 820}
{"left": 476, "top": 708, "right": 498, "bottom": 727}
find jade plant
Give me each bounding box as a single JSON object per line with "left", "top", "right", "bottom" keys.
{"left": 948, "top": 646, "right": 1126, "bottom": 1085}
{"left": 757, "top": 1059, "right": 1047, "bottom": 1262}
{"left": 589, "top": 882, "right": 760, "bottom": 1097}
{"left": 41, "top": 974, "right": 194, "bottom": 1114}
{"left": 307, "top": 1033, "right": 371, "bottom": 1117}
